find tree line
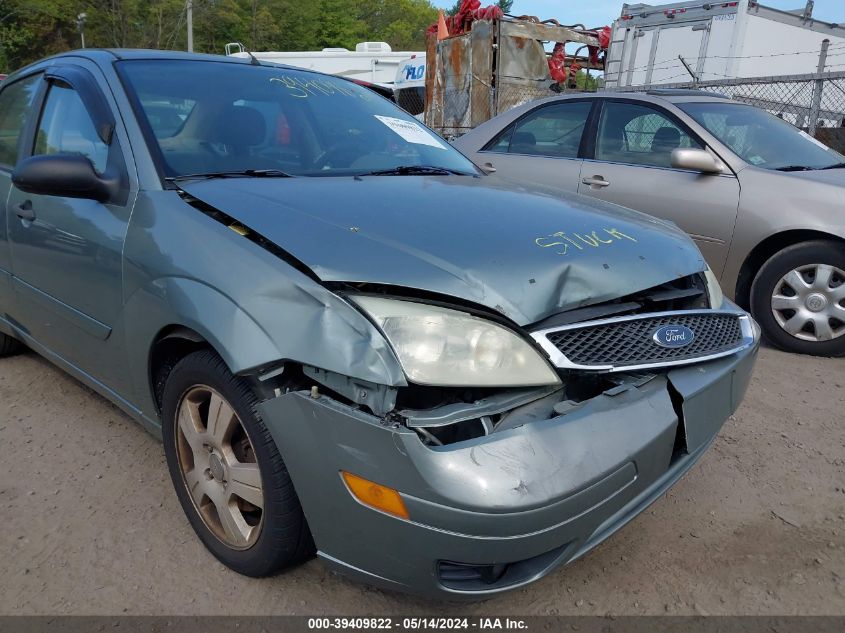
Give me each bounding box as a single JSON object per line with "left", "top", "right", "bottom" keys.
{"left": 1, "top": 0, "right": 451, "bottom": 71}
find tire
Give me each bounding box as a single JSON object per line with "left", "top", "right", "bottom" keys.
{"left": 0, "top": 333, "right": 22, "bottom": 357}
{"left": 161, "top": 349, "right": 314, "bottom": 576}
{"left": 750, "top": 240, "right": 845, "bottom": 357}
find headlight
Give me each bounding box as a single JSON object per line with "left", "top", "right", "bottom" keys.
{"left": 351, "top": 296, "right": 560, "bottom": 387}
{"left": 704, "top": 266, "right": 724, "bottom": 309}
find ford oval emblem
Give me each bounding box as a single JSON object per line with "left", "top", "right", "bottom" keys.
{"left": 652, "top": 324, "right": 695, "bottom": 348}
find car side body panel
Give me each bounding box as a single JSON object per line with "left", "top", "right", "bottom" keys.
{"left": 121, "top": 190, "right": 407, "bottom": 422}
{"left": 721, "top": 165, "right": 845, "bottom": 300}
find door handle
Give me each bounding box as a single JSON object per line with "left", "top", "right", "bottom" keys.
{"left": 13, "top": 201, "right": 35, "bottom": 222}
{"left": 582, "top": 176, "right": 610, "bottom": 188}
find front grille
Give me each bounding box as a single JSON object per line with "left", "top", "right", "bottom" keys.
{"left": 537, "top": 311, "right": 747, "bottom": 371}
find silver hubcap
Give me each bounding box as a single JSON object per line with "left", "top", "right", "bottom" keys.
{"left": 175, "top": 386, "right": 264, "bottom": 549}
{"left": 771, "top": 263, "right": 845, "bottom": 342}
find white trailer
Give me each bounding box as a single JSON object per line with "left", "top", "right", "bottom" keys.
{"left": 604, "top": 0, "right": 845, "bottom": 88}
{"left": 225, "top": 42, "right": 423, "bottom": 88}
{"left": 393, "top": 54, "right": 427, "bottom": 116}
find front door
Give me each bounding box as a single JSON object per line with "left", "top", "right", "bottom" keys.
{"left": 578, "top": 99, "right": 740, "bottom": 273}
{"left": 6, "top": 64, "right": 135, "bottom": 393}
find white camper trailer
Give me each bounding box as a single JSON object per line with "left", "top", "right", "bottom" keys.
{"left": 225, "top": 42, "right": 424, "bottom": 88}
{"left": 604, "top": 1, "right": 845, "bottom": 88}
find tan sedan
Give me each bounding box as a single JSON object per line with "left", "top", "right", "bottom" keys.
{"left": 454, "top": 90, "right": 845, "bottom": 356}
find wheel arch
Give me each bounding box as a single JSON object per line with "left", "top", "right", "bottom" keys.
{"left": 124, "top": 276, "right": 284, "bottom": 420}
{"left": 148, "top": 325, "right": 215, "bottom": 415}
{"left": 734, "top": 230, "right": 845, "bottom": 310}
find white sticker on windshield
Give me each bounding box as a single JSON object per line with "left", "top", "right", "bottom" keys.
{"left": 799, "top": 130, "right": 832, "bottom": 151}
{"left": 374, "top": 115, "right": 447, "bottom": 149}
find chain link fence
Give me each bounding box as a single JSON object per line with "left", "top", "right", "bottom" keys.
{"left": 614, "top": 72, "right": 845, "bottom": 148}
{"left": 399, "top": 70, "right": 845, "bottom": 152}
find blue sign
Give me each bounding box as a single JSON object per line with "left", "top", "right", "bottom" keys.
{"left": 403, "top": 64, "right": 426, "bottom": 81}
{"left": 652, "top": 324, "right": 695, "bottom": 348}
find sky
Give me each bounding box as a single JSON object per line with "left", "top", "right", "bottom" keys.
{"left": 432, "top": 1, "right": 845, "bottom": 28}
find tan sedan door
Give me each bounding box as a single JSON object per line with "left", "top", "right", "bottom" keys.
{"left": 471, "top": 100, "right": 594, "bottom": 192}
{"left": 578, "top": 99, "right": 740, "bottom": 274}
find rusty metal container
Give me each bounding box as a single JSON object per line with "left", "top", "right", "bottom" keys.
{"left": 425, "top": 18, "right": 604, "bottom": 138}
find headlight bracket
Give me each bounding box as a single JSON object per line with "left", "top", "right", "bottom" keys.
{"left": 303, "top": 365, "right": 398, "bottom": 416}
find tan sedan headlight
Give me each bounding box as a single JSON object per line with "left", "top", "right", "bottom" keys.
{"left": 351, "top": 296, "right": 561, "bottom": 387}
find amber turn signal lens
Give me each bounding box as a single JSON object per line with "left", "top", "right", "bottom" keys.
{"left": 341, "top": 471, "right": 410, "bottom": 519}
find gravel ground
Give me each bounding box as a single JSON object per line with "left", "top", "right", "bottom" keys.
{"left": 1, "top": 346, "right": 843, "bottom": 616}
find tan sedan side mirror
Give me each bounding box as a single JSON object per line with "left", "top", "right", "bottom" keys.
{"left": 671, "top": 148, "right": 724, "bottom": 174}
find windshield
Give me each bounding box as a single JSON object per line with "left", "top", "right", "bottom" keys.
{"left": 117, "top": 60, "right": 477, "bottom": 178}
{"left": 678, "top": 101, "right": 845, "bottom": 171}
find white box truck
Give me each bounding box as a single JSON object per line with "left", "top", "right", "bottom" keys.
{"left": 604, "top": 0, "right": 845, "bottom": 88}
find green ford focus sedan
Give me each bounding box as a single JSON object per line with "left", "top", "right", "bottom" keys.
{"left": 0, "top": 50, "right": 758, "bottom": 599}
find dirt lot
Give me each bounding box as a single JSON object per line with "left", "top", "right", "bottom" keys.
{"left": 1, "top": 345, "right": 843, "bottom": 616}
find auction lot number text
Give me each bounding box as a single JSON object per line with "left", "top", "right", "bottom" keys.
{"left": 307, "top": 618, "right": 528, "bottom": 630}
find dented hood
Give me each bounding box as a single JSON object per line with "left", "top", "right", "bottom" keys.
{"left": 180, "top": 176, "right": 706, "bottom": 325}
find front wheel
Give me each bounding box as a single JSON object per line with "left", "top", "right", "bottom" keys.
{"left": 161, "top": 350, "right": 314, "bottom": 576}
{"left": 750, "top": 240, "right": 845, "bottom": 357}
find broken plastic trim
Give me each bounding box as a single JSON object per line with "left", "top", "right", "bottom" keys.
{"left": 399, "top": 386, "right": 560, "bottom": 428}
{"left": 405, "top": 372, "right": 648, "bottom": 447}
{"left": 176, "top": 188, "right": 321, "bottom": 283}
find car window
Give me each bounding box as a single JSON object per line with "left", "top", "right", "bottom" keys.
{"left": 33, "top": 83, "right": 109, "bottom": 174}
{"left": 0, "top": 74, "right": 41, "bottom": 168}
{"left": 596, "top": 101, "right": 702, "bottom": 168}
{"left": 140, "top": 98, "right": 196, "bottom": 139}
{"left": 679, "top": 101, "right": 845, "bottom": 170}
{"left": 118, "top": 60, "right": 477, "bottom": 178}
{"left": 485, "top": 101, "right": 592, "bottom": 158}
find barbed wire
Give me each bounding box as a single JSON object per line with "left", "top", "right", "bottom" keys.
{"left": 615, "top": 42, "right": 845, "bottom": 77}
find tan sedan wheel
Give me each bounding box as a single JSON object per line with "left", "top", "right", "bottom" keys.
{"left": 751, "top": 240, "right": 845, "bottom": 357}
{"left": 176, "top": 386, "right": 264, "bottom": 549}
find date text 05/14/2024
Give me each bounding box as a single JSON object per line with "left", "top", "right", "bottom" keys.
{"left": 307, "top": 617, "right": 529, "bottom": 630}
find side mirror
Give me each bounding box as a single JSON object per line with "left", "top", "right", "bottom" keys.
{"left": 12, "top": 154, "right": 117, "bottom": 203}
{"left": 671, "top": 148, "right": 724, "bottom": 174}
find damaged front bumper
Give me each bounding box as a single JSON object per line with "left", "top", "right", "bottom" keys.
{"left": 257, "top": 342, "right": 758, "bottom": 600}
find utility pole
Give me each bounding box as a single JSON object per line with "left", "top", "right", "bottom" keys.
{"left": 186, "top": 0, "right": 194, "bottom": 52}
{"left": 76, "top": 12, "right": 87, "bottom": 48}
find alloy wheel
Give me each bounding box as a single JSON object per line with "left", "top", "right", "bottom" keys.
{"left": 174, "top": 386, "right": 264, "bottom": 549}
{"left": 770, "top": 263, "right": 845, "bottom": 342}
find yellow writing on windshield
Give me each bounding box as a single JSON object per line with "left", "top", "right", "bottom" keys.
{"left": 270, "top": 75, "right": 370, "bottom": 99}
{"left": 535, "top": 228, "right": 637, "bottom": 255}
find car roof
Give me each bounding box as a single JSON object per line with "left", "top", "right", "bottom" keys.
{"left": 49, "top": 48, "right": 270, "bottom": 66}
{"left": 545, "top": 89, "right": 732, "bottom": 105}
{"left": 6, "top": 48, "right": 318, "bottom": 80}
